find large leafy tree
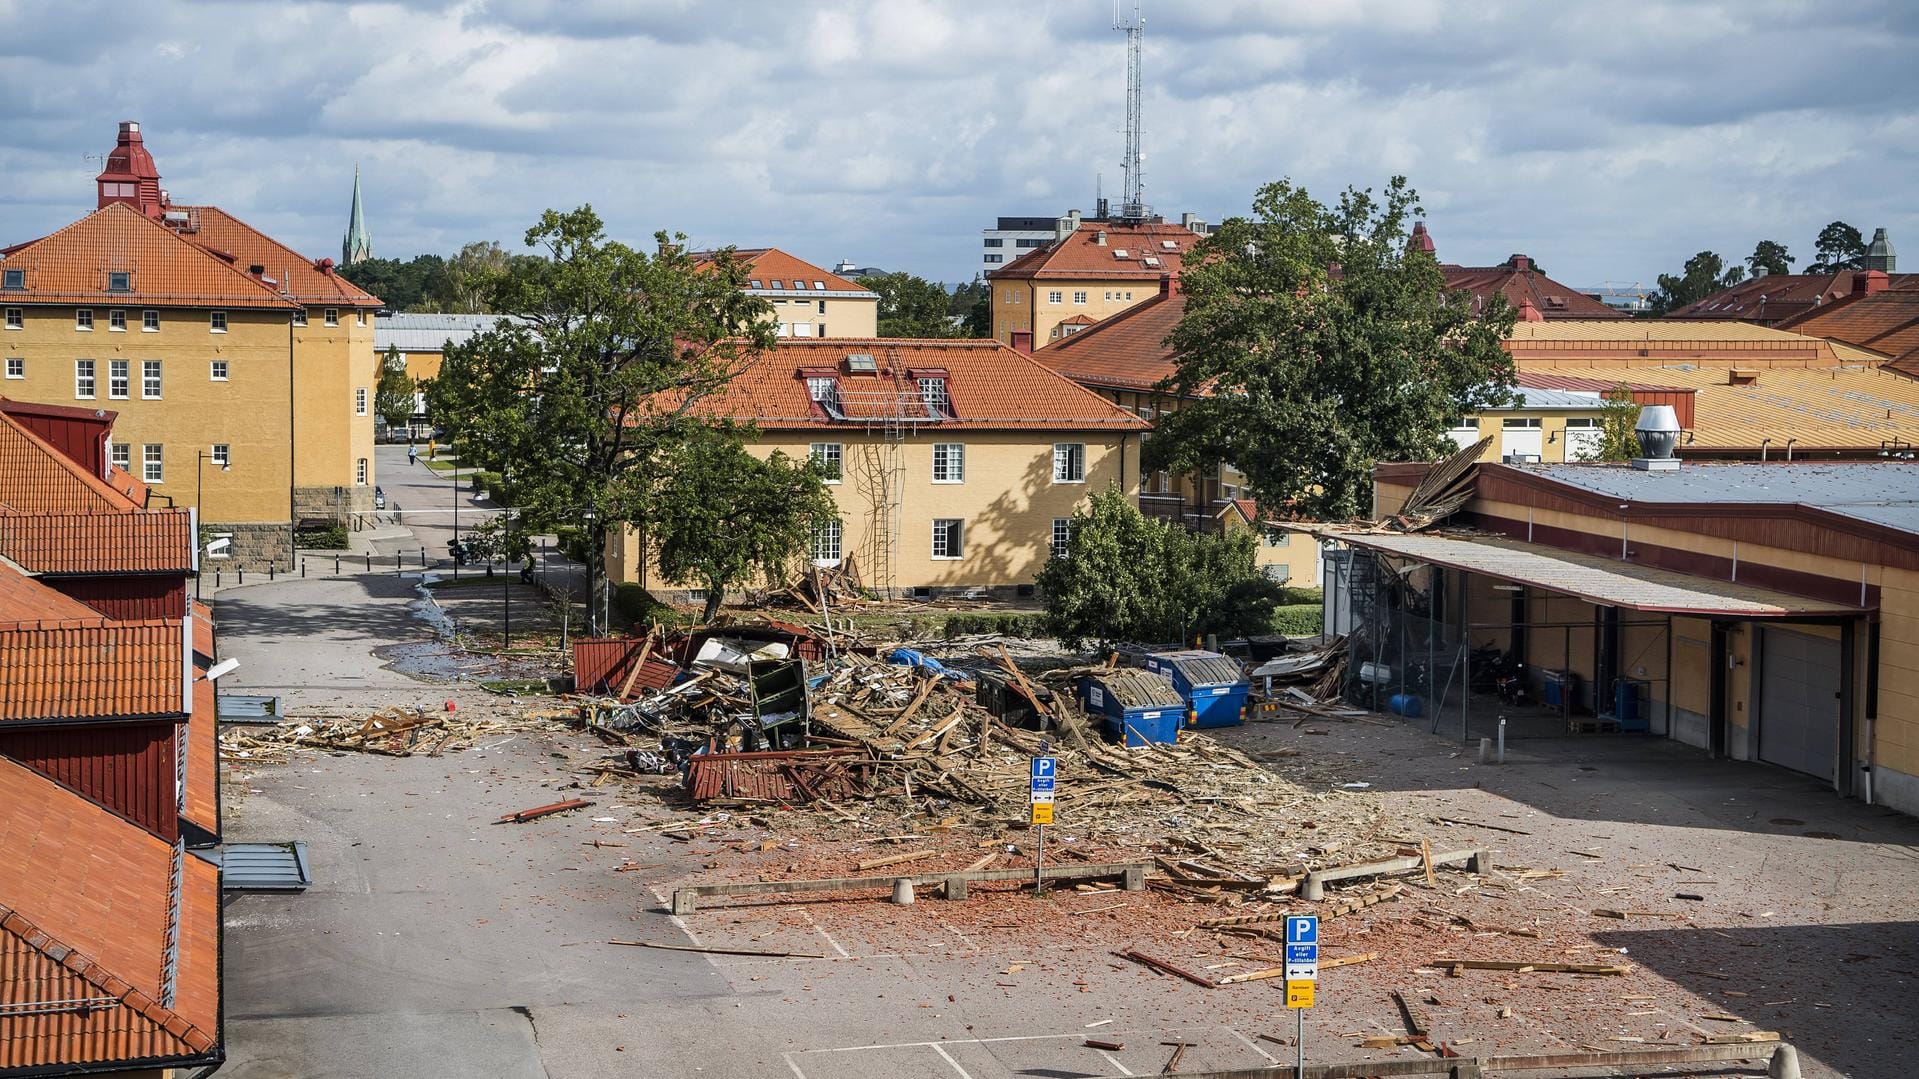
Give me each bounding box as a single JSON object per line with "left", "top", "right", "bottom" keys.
{"left": 1648, "top": 251, "right": 1744, "bottom": 315}
{"left": 1595, "top": 383, "right": 1642, "bottom": 462}
{"left": 1806, "top": 221, "right": 1867, "bottom": 274}
{"left": 859, "top": 272, "right": 962, "bottom": 337}
{"left": 374, "top": 346, "right": 416, "bottom": 429}
{"left": 651, "top": 431, "right": 839, "bottom": 622}
{"left": 1147, "top": 177, "right": 1517, "bottom": 520}
{"left": 339, "top": 254, "right": 447, "bottom": 311}
{"left": 1746, "top": 240, "right": 1794, "bottom": 277}
{"left": 427, "top": 207, "right": 773, "bottom": 633}
{"left": 950, "top": 277, "right": 991, "bottom": 337}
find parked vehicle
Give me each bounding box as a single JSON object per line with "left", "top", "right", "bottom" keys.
{"left": 373, "top": 486, "right": 387, "bottom": 511}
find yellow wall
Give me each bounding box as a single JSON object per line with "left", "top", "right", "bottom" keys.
{"left": 991, "top": 279, "right": 1157, "bottom": 345}
{"left": 1449, "top": 408, "right": 1608, "bottom": 463}
{"left": 292, "top": 306, "right": 378, "bottom": 508}
{"left": 764, "top": 294, "right": 876, "bottom": 339}
{"left": 0, "top": 304, "right": 293, "bottom": 524}
{"left": 1219, "top": 509, "right": 1321, "bottom": 587}
{"left": 614, "top": 428, "right": 1141, "bottom": 593}
{"left": 396, "top": 348, "right": 444, "bottom": 386}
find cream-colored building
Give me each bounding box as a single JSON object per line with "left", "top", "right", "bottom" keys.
{"left": 0, "top": 122, "right": 380, "bottom": 565}
{"left": 696, "top": 248, "right": 878, "bottom": 339}
{"left": 608, "top": 339, "right": 1148, "bottom": 598}
{"left": 987, "top": 213, "right": 1203, "bottom": 347}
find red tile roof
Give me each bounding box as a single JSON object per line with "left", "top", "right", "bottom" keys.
{"left": 695, "top": 248, "right": 875, "bottom": 295}
{"left": 1515, "top": 371, "right": 1695, "bottom": 395}
{"left": 0, "top": 408, "right": 142, "bottom": 515}
{"left": 183, "top": 660, "right": 218, "bottom": 841}
{"left": 171, "top": 204, "right": 382, "bottom": 307}
{"left": 1667, "top": 271, "right": 1919, "bottom": 324}
{"left": 1442, "top": 256, "right": 1624, "bottom": 320}
{"left": 0, "top": 757, "right": 219, "bottom": 1067}
{"left": 0, "top": 616, "right": 186, "bottom": 723}
{"left": 1776, "top": 287, "right": 1919, "bottom": 379}
{"left": 0, "top": 568, "right": 106, "bottom": 622}
{"left": 680, "top": 339, "right": 1150, "bottom": 433}
{"left": 987, "top": 221, "right": 1201, "bottom": 281}
{"left": 1035, "top": 287, "right": 1186, "bottom": 393}
{"left": 0, "top": 510, "right": 193, "bottom": 576}
{"left": 0, "top": 203, "right": 300, "bottom": 310}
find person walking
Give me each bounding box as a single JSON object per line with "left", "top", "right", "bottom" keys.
{"left": 408, "top": 443, "right": 419, "bottom": 467}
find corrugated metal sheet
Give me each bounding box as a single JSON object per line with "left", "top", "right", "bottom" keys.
{"left": 685, "top": 749, "right": 870, "bottom": 804}
{"left": 573, "top": 637, "right": 681, "bottom": 698}
{"left": 1149, "top": 650, "right": 1244, "bottom": 687}
{"left": 0, "top": 723, "right": 178, "bottom": 840}
{"left": 1085, "top": 668, "right": 1185, "bottom": 709}
{"left": 216, "top": 843, "right": 310, "bottom": 891}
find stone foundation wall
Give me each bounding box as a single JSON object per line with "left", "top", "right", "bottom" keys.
{"left": 200, "top": 522, "right": 295, "bottom": 572}
{"left": 293, "top": 485, "right": 374, "bottom": 523}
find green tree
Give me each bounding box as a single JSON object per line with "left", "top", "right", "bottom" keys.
{"left": 1806, "top": 221, "right": 1867, "bottom": 274}
{"left": 950, "top": 277, "right": 991, "bottom": 337}
{"left": 375, "top": 346, "right": 416, "bottom": 429}
{"left": 1595, "top": 382, "right": 1642, "bottom": 462}
{"left": 432, "top": 241, "right": 511, "bottom": 312}
{"left": 339, "top": 254, "right": 448, "bottom": 310}
{"left": 1648, "top": 251, "right": 1744, "bottom": 316}
{"left": 651, "top": 431, "right": 838, "bottom": 622}
{"left": 1145, "top": 176, "right": 1518, "bottom": 520}
{"left": 427, "top": 206, "right": 773, "bottom": 634}
{"left": 1036, "top": 488, "right": 1276, "bottom": 648}
{"left": 859, "top": 272, "right": 962, "bottom": 337}
{"left": 1746, "top": 239, "right": 1794, "bottom": 277}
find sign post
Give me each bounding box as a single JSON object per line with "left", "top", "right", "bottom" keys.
{"left": 1030, "top": 755, "right": 1056, "bottom": 894}
{"left": 1284, "top": 914, "right": 1318, "bottom": 1079}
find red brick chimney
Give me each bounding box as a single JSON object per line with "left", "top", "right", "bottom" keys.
{"left": 1009, "top": 329, "right": 1034, "bottom": 355}
{"left": 96, "top": 121, "right": 164, "bottom": 218}
{"left": 1854, "top": 270, "right": 1889, "bottom": 297}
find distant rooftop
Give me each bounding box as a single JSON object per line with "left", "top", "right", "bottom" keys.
{"left": 1530, "top": 461, "right": 1919, "bottom": 534}
{"left": 374, "top": 312, "right": 513, "bottom": 353}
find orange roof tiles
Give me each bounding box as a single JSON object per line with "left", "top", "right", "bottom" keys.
{"left": 0, "top": 510, "right": 193, "bottom": 576}
{"left": 1442, "top": 257, "right": 1624, "bottom": 320}
{"left": 0, "top": 758, "right": 219, "bottom": 1068}
{"left": 0, "top": 408, "right": 140, "bottom": 516}
{"left": 682, "top": 339, "right": 1150, "bottom": 433}
{"left": 0, "top": 617, "right": 186, "bottom": 723}
{"left": 1036, "top": 287, "right": 1186, "bottom": 392}
{"left": 171, "top": 204, "right": 382, "bottom": 308}
{"left": 988, "top": 221, "right": 1201, "bottom": 281}
{"left": 1667, "top": 270, "right": 1919, "bottom": 324}
{"left": 0, "top": 203, "right": 298, "bottom": 310}
{"left": 696, "top": 248, "right": 875, "bottom": 295}
{"left": 1777, "top": 287, "right": 1919, "bottom": 379}
{"left": 183, "top": 659, "right": 218, "bottom": 841}
{"left": 0, "top": 569, "right": 105, "bottom": 623}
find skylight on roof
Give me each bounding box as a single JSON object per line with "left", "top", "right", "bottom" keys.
{"left": 771, "top": 279, "right": 784, "bottom": 289}
{"left": 1113, "top": 249, "right": 1130, "bottom": 258}
{"left": 813, "top": 280, "right": 826, "bottom": 289}
{"left": 1143, "top": 257, "right": 1161, "bottom": 267}
{"left": 844, "top": 353, "right": 878, "bottom": 373}
{"left": 1161, "top": 240, "right": 1178, "bottom": 250}
{"left": 750, "top": 279, "right": 762, "bottom": 288}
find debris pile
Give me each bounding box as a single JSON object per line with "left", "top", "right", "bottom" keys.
{"left": 219, "top": 705, "right": 552, "bottom": 763}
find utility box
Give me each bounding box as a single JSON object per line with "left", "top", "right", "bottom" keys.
{"left": 976, "top": 669, "right": 1052, "bottom": 730}
{"left": 1079, "top": 668, "right": 1185, "bottom": 747}
{"left": 1610, "top": 678, "right": 1650, "bottom": 732}
{"left": 1144, "top": 649, "right": 1250, "bottom": 729}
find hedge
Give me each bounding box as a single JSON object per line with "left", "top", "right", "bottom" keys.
{"left": 1269, "top": 603, "right": 1324, "bottom": 636}
{"left": 613, "top": 583, "right": 689, "bottom": 629}
{"left": 296, "top": 523, "right": 349, "bottom": 550}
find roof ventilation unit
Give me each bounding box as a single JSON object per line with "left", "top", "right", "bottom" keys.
{"left": 1631, "top": 405, "right": 1681, "bottom": 472}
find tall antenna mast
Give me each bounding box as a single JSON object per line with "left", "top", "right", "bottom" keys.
{"left": 1114, "top": 1, "right": 1148, "bottom": 222}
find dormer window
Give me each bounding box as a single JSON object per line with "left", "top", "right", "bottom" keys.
{"left": 805, "top": 375, "right": 842, "bottom": 415}
{"left": 108, "top": 271, "right": 131, "bottom": 292}
{"left": 919, "top": 376, "right": 950, "bottom": 417}
{"left": 1, "top": 269, "right": 23, "bottom": 290}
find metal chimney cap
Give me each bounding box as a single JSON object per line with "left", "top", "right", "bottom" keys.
{"left": 1635, "top": 405, "right": 1680, "bottom": 434}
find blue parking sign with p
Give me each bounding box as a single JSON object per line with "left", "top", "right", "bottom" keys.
{"left": 1286, "top": 916, "right": 1318, "bottom": 945}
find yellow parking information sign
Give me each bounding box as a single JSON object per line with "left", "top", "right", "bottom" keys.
{"left": 1285, "top": 979, "right": 1315, "bottom": 1008}
{"left": 1030, "top": 802, "right": 1054, "bottom": 825}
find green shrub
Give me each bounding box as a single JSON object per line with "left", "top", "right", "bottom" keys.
{"left": 296, "top": 524, "right": 349, "bottom": 550}
{"left": 943, "top": 612, "right": 1048, "bottom": 639}
{"left": 1269, "top": 603, "right": 1324, "bottom": 636}
{"left": 553, "top": 525, "right": 587, "bottom": 563}
{"left": 613, "top": 583, "right": 687, "bottom": 629}
{"left": 1278, "top": 586, "right": 1324, "bottom": 606}
{"left": 472, "top": 470, "right": 502, "bottom": 494}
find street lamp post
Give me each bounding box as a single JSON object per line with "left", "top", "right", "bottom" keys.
{"left": 451, "top": 460, "right": 461, "bottom": 580}
{"left": 195, "top": 450, "right": 230, "bottom": 601}
{"left": 501, "top": 508, "right": 514, "bottom": 650}
{"left": 581, "top": 507, "right": 598, "bottom": 638}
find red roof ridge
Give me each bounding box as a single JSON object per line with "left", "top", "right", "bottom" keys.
{"left": 7, "top": 203, "right": 297, "bottom": 308}
{"left": 0, "top": 904, "right": 215, "bottom": 1055}
{"left": 170, "top": 204, "right": 382, "bottom": 307}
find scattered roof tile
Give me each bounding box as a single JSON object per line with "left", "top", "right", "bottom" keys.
{"left": 0, "top": 203, "right": 299, "bottom": 310}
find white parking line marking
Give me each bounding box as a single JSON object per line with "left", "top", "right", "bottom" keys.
{"left": 1229, "top": 1027, "right": 1279, "bottom": 1063}
{"left": 930, "top": 1043, "right": 975, "bottom": 1079}
{"left": 781, "top": 1051, "right": 808, "bottom": 1079}
{"left": 1098, "top": 1049, "right": 1134, "bottom": 1075}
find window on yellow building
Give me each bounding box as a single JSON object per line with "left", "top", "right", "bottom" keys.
{"left": 810, "top": 442, "right": 842, "bottom": 482}
{"left": 932, "top": 443, "right": 965, "bottom": 483}
{"left": 931, "top": 518, "right": 963, "bottom": 559}
{"left": 356, "top": 458, "right": 368, "bottom": 485}
{"left": 4, "top": 308, "right": 21, "bottom": 330}
{"left": 4, "top": 358, "right": 20, "bottom": 379}
{"left": 1072, "top": 291, "right": 1087, "bottom": 305}
{"left": 75, "top": 359, "right": 95, "bottom": 399}
{"left": 211, "top": 360, "right": 229, "bottom": 381}
{"left": 109, "top": 309, "right": 126, "bottom": 331}
{"left": 143, "top": 443, "right": 163, "bottom": 483}
{"left": 76, "top": 309, "right": 94, "bottom": 331}
{"left": 109, "top": 359, "right": 129, "bottom": 399}
{"left": 324, "top": 309, "right": 338, "bottom": 327}
{"left": 811, "top": 519, "right": 842, "bottom": 564}
{"left": 1052, "top": 442, "right": 1085, "bottom": 483}
{"left": 142, "top": 360, "right": 161, "bottom": 399}
{"left": 209, "top": 310, "right": 226, "bottom": 333}
{"left": 110, "top": 443, "right": 129, "bottom": 472}
{"left": 1047, "top": 290, "right": 1062, "bottom": 304}
{"left": 355, "top": 387, "right": 368, "bottom": 415}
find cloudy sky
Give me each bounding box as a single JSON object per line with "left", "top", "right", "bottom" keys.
{"left": 2, "top": 0, "right": 1914, "bottom": 289}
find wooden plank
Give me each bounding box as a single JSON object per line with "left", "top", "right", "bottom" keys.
{"left": 616, "top": 627, "right": 657, "bottom": 701}
{"left": 1118, "top": 949, "right": 1220, "bottom": 988}
{"left": 857, "top": 849, "right": 938, "bottom": 871}
{"left": 606, "top": 939, "right": 824, "bottom": 959}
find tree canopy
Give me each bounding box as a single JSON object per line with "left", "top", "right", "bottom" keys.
{"left": 859, "top": 272, "right": 968, "bottom": 337}
{"left": 339, "top": 254, "right": 447, "bottom": 311}
{"left": 1595, "top": 383, "right": 1642, "bottom": 463}
{"left": 1746, "top": 240, "right": 1794, "bottom": 277}
{"left": 1807, "top": 221, "right": 1868, "bottom": 274}
{"left": 1145, "top": 176, "right": 1518, "bottom": 520}
{"left": 374, "top": 346, "right": 415, "bottom": 429}
{"left": 426, "top": 206, "right": 774, "bottom": 632}
{"left": 1648, "top": 251, "right": 1745, "bottom": 315}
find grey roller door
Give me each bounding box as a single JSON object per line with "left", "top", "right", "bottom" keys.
{"left": 1758, "top": 629, "right": 1840, "bottom": 781}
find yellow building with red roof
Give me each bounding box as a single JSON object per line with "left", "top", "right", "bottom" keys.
{"left": 986, "top": 213, "right": 1204, "bottom": 347}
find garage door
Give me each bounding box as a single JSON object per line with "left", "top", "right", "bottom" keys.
{"left": 1757, "top": 629, "right": 1840, "bottom": 782}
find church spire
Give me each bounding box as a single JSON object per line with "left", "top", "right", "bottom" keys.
{"left": 342, "top": 164, "right": 372, "bottom": 264}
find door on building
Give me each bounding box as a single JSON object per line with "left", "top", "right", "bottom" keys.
{"left": 1500, "top": 418, "right": 1543, "bottom": 462}
{"left": 1757, "top": 628, "right": 1841, "bottom": 782}
{"left": 1563, "top": 417, "right": 1603, "bottom": 461}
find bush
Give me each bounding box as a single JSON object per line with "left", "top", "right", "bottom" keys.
{"left": 1270, "top": 603, "right": 1324, "bottom": 636}
{"left": 471, "top": 470, "right": 502, "bottom": 495}
{"left": 942, "top": 612, "right": 1048, "bottom": 640}
{"left": 613, "top": 583, "right": 687, "bottom": 629}
{"left": 295, "top": 523, "right": 349, "bottom": 550}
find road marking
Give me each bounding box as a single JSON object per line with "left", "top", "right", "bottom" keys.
{"left": 798, "top": 907, "right": 851, "bottom": 958}
{"left": 799, "top": 1028, "right": 1189, "bottom": 1053}
{"left": 1229, "top": 1027, "right": 1279, "bottom": 1064}
{"left": 930, "top": 1043, "right": 975, "bottom": 1079}
{"left": 1098, "top": 1049, "right": 1134, "bottom": 1075}
{"left": 781, "top": 1052, "right": 808, "bottom": 1079}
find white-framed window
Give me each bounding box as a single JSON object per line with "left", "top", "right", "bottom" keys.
{"left": 1124, "top": 291, "right": 1133, "bottom": 300}
{"left": 142, "top": 309, "right": 159, "bottom": 332}
{"left": 931, "top": 518, "right": 963, "bottom": 560}
{"left": 791, "top": 322, "right": 813, "bottom": 337}
{"left": 1, "top": 269, "right": 21, "bottom": 289}
{"left": 108, "top": 271, "right": 131, "bottom": 292}
{"left": 108, "top": 358, "right": 129, "bottom": 399}
{"left": 141, "top": 360, "right": 161, "bottom": 398}
{"left": 356, "top": 310, "right": 367, "bottom": 326}
{"left": 770, "top": 279, "right": 784, "bottom": 289}
{"left": 3, "top": 358, "right": 20, "bottom": 379}
{"left": 810, "top": 442, "right": 843, "bottom": 482}
{"left": 142, "top": 443, "right": 163, "bottom": 483}
{"left": 816, "top": 299, "right": 826, "bottom": 314}
{"left": 919, "top": 376, "right": 949, "bottom": 415}
{"left": 983, "top": 254, "right": 1002, "bottom": 264}
{"left": 1502, "top": 417, "right": 1542, "bottom": 429}
{"left": 1264, "top": 529, "right": 1291, "bottom": 547}
{"left": 292, "top": 309, "right": 307, "bottom": 327}
{"left": 209, "top": 310, "right": 227, "bottom": 332}
{"left": 323, "top": 308, "right": 338, "bottom": 327}
{"left": 108, "top": 308, "right": 126, "bottom": 331}
{"left": 76, "top": 308, "right": 94, "bottom": 331}
{"left": 110, "top": 442, "right": 129, "bottom": 472}
{"left": 811, "top": 518, "right": 843, "bottom": 564}
{"left": 1047, "top": 290, "right": 1062, "bottom": 304}
{"left": 210, "top": 359, "right": 228, "bottom": 381}
{"left": 75, "top": 359, "right": 95, "bottom": 398}
{"left": 932, "top": 442, "right": 965, "bottom": 483}
{"left": 1072, "top": 291, "right": 1087, "bottom": 305}
{"left": 207, "top": 532, "right": 232, "bottom": 559}
{"left": 355, "top": 457, "right": 368, "bottom": 485}
{"left": 210, "top": 443, "right": 230, "bottom": 468}
{"left": 4, "top": 308, "right": 20, "bottom": 330}
{"left": 813, "top": 280, "right": 826, "bottom": 291}
{"left": 355, "top": 387, "right": 368, "bottom": 415}
{"left": 1051, "top": 518, "right": 1072, "bottom": 559}
{"left": 1052, "top": 442, "right": 1086, "bottom": 483}
{"left": 806, "top": 376, "right": 840, "bottom": 410}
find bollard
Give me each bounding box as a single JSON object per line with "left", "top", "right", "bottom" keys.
{"left": 420, "top": 547, "right": 427, "bottom": 568}
{"left": 396, "top": 555, "right": 403, "bottom": 577}
{"left": 1497, "top": 716, "right": 1507, "bottom": 764}
{"left": 1768, "top": 1045, "right": 1801, "bottom": 1079}
{"left": 334, "top": 555, "right": 341, "bottom": 574}
{"left": 944, "top": 876, "right": 969, "bottom": 901}
{"left": 891, "top": 879, "right": 915, "bottom": 905}
{"left": 366, "top": 554, "right": 372, "bottom": 573}
{"left": 300, "top": 558, "right": 306, "bottom": 578}
{"left": 269, "top": 563, "right": 275, "bottom": 581}
{"left": 237, "top": 568, "right": 244, "bottom": 585}
{"left": 215, "top": 570, "right": 221, "bottom": 589}
{"left": 1478, "top": 738, "right": 1491, "bottom": 764}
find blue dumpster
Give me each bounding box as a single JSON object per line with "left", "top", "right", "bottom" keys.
{"left": 1079, "top": 668, "right": 1185, "bottom": 747}
{"left": 1143, "top": 650, "right": 1250, "bottom": 729}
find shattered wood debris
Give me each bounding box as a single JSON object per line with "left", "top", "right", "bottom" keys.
{"left": 219, "top": 706, "right": 547, "bottom": 761}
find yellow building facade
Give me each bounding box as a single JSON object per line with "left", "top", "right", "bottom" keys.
{"left": 986, "top": 217, "right": 1202, "bottom": 347}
